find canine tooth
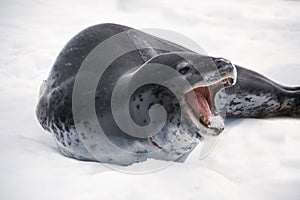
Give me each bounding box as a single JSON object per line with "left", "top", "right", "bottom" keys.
{"left": 203, "top": 117, "right": 210, "bottom": 125}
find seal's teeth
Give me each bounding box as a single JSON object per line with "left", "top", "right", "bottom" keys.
{"left": 198, "top": 113, "right": 211, "bottom": 126}
{"left": 220, "top": 78, "right": 232, "bottom": 86}
{"left": 203, "top": 117, "right": 210, "bottom": 125}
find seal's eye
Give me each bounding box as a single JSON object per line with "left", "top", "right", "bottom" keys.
{"left": 179, "top": 66, "right": 190, "bottom": 75}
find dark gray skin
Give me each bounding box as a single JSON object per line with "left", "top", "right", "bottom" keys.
{"left": 225, "top": 66, "right": 300, "bottom": 118}
{"left": 36, "top": 23, "right": 299, "bottom": 165}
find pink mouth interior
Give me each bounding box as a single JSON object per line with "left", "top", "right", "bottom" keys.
{"left": 186, "top": 86, "right": 213, "bottom": 126}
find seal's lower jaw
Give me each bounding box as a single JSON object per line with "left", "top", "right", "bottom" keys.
{"left": 185, "top": 77, "right": 235, "bottom": 135}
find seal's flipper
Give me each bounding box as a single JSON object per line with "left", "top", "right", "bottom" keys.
{"left": 225, "top": 66, "right": 300, "bottom": 118}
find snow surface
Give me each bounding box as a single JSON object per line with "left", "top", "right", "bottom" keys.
{"left": 1, "top": 0, "right": 300, "bottom": 199}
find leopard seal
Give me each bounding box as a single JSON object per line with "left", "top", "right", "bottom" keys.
{"left": 36, "top": 23, "right": 300, "bottom": 165}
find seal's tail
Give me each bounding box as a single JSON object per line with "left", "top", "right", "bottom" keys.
{"left": 225, "top": 66, "right": 300, "bottom": 118}
{"left": 278, "top": 88, "right": 300, "bottom": 117}
{"left": 259, "top": 77, "right": 300, "bottom": 117}
{"left": 291, "top": 90, "right": 300, "bottom": 117}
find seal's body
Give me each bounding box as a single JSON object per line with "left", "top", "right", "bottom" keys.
{"left": 36, "top": 23, "right": 299, "bottom": 165}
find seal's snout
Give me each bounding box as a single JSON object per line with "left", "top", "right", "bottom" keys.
{"left": 212, "top": 57, "right": 237, "bottom": 86}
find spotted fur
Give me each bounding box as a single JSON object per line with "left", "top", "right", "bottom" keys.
{"left": 36, "top": 23, "right": 299, "bottom": 165}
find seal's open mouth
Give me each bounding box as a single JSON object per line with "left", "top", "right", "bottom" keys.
{"left": 185, "top": 78, "right": 234, "bottom": 129}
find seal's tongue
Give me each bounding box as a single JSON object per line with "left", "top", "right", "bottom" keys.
{"left": 186, "top": 87, "right": 212, "bottom": 125}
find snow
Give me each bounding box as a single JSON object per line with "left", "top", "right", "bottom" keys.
{"left": 208, "top": 116, "right": 225, "bottom": 129}
{"left": 1, "top": 0, "right": 300, "bottom": 199}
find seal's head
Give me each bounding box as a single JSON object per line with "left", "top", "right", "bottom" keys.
{"left": 180, "top": 55, "right": 237, "bottom": 136}
{"left": 129, "top": 52, "right": 237, "bottom": 153}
